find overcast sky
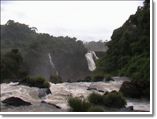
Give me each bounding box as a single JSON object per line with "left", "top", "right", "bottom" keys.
{"left": 1, "top": 1, "right": 143, "bottom": 42}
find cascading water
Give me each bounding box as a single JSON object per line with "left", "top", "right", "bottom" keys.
{"left": 48, "top": 53, "right": 58, "bottom": 76}
{"left": 85, "top": 51, "right": 99, "bottom": 71}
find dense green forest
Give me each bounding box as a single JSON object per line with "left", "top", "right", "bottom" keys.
{"left": 1, "top": 20, "right": 90, "bottom": 83}
{"left": 94, "top": 0, "right": 150, "bottom": 98}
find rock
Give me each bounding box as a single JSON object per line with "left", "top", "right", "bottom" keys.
{"left": 87, "top": 87, "right": 97, "bottom": 91}
{"left": 2, "top": 97, "right": 31, "bottom": 106}
{"left": 98, "top": 90, "right": 105, "bottom": 93}
{"left": 105, "top": 77, "right": 114, "bottom": 82}
{"left": 87, "top": 87, "right": 105, "bottom": 93}
{"left": 119, "top": 81, "right": 141, "bottom": 98}
{"left": 41, "top": 101, "right": 61, "bottom": 109}
{"left": 120, "top": 106, "right": 134, "bottom": 112}
{"left": 38, "top": 88, "right": 52, "bottom": 98}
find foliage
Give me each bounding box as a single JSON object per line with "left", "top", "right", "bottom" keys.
{"left": 68, "top": 97, "right": 91, "bottom": 112}
{"left": 87, "top": 106, "right": 104, "bottom": 112}
{"left": 94, "top": 1, "right": 150, "bottom": 98}
{"left": 104, "top": 74, "right": 114, "bottom": 82}
{"left": 1, "top": 20, "right": 89, "bottom": 82}
{"left": 76, "top": 76, "right": 92, "bottom": 82}
{"left": 20, "top": 76, "right": 50, "bottom": 88}
{"left": 88, "top": 93, "right": 104, "bottom": 105}
{"left": 103, "top": 91, "right": 126, "bottom": 108}
{"left": 88, "top": 91, "right": 126, "bottom": 108}
{"left": 50, "top": 75, "right": 62, "bottom": 84}
{"left": 92, "top": 75, "right": 104, "bottom": 82}
{"left": 1, "top": 49, "right": 27, "bottom": 83}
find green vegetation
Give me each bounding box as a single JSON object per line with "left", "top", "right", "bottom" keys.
{"left": 87, "top": 106, "right": 104, "bottom": 112}
{"left": 105, "top": 75, "right": 114, "bottom": 82}
{"left": 88, "top": 91, "right": 126, "bottom": 108}
{"left": 92, "top": 74, "right": 104, "bottom": 82}
{"left": 68, "top": 97, "right": 91, "bottom": 112}
{"left": 103, "top": 91, "right": 126, "bottom": 108}
{"left": 20, "top": 76, "right": 50, "bottom": 88}
{"left": 1, "top": 20, "right": 89, "bottom": 82}
{"left": 50, "top": 75, "right": 62, "bottom": 84}
{"left": 88, "top": 93, "right": 103, "bottom": 105}
{"left": 94, "top": 0, "right": 150, "bottom": 98}
{"left": 68, "top": 91, "right": 126, "bottom": 112}
{"left": 1, "top": 49, "right": 27, "bottom": 83}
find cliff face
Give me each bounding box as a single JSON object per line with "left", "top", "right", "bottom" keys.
{"left": 1, "top": 20, "right": 90, "bottom": 82}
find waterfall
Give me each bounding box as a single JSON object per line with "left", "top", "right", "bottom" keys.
{"left": 48, "top": 53, "right": 58, "bottom": 76}
{"left": 85, "top": 51, "right": 99, "bottom": 71}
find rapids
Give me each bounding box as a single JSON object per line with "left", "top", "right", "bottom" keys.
{"left": 0, "top": 77, "right": 150, "bottom": 112}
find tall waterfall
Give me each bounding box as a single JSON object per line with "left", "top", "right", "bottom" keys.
{"left": 85, "top": 51, "right": 99, "bottom": 71}
{"left": 48, "top": 53, "right": 58, "bottom": 76}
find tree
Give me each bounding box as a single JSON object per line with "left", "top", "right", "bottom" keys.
{"left": 1, "top": 49, "right": 27, "bottom": 83}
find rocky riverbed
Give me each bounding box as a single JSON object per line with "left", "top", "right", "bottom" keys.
{"left": 0, "top": 77, "right": 150, "bottom": 112}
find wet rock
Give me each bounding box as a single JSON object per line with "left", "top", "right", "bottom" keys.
{"left": 41, "top": 101, "right": 61, "bottom": 109}
{"left": 98, "top": 90, "right": 105, "bottom": 93}
{"left": 120, "top": 106, "right": 134, "bottom": 112}
{"left": 87, "top": 87, "right": 97, "bottom": 91}
{"left": 38, "top": 88, "right": 52, "bottom": 98}
{"left": 87, "top": 87, "right": 104, "bottom": 93}
{"left": 119, "top": 81, "right": 141, "bottom": 98}
{"left": 2, "top": 97, "right": 31, "bottom": 106}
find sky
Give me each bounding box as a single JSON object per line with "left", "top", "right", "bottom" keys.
{"left": 1, "top": 1, "right": 143, "bottom": 42}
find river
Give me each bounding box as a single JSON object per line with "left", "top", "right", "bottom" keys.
{"left": 0, "top": 77, "right": 150, "bottom": 112}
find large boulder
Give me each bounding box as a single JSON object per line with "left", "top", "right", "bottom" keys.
{"left": 119, "top": 81, "right": 141, "bottom": 98}
{"left": 2, "top": 97, "right": 31, "bottom": 106}
{"left": 38, "top": 88, "right": 52, "bottom": 98}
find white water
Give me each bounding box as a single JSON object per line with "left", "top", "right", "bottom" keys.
{"left": 0, "top": 77, "right": 150, "bottom": 112}
{"left": 85, "top": 51, "right": 99, "bottom": 71}
{"left": 0, "top": 82, "right": 40, "bottom": 103}
{"left": 48, "top": 53, "right": 58, "bottom": 76}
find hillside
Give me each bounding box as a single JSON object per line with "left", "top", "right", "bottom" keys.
{"left": 1, "top": 20, "right": 90, "bottom": 82}
{"left": 95, "top": 0, "right": 150, "bottom": 98}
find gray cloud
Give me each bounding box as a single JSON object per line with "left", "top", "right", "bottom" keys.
{"left": 1, "top": 1, "right": 143, "bottom": 42}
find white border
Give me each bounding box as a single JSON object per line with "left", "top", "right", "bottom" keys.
{"left": 0, "top": 0, "right": 153, "bottom": 115}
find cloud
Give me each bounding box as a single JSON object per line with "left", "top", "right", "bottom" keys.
{"left": 1, "top": 1, "right": 143, "bottom": 42}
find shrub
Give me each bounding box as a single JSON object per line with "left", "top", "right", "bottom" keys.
{"left": 88, "top": 106, "right": 104, "bottom": 112}
{"left": 20, "top": 76, "right": 50, "bottom": 88}
{"left": 76, "top": 76, "right": 92, "bottom": 82}
{"left": 104, "top": 75, "right": 114, "bottom": 82}
{"left": 88, "top": 91, "right": 126, "bottom": 108}
{"left": 103, "top": 91, "right": 126, "bottom": 108}
{"left": 88, "top": 93, "right": 103, "bottom": 105}
{"left": 68, "top": 97, "right": 91, "bottom": 112}
{"left": 92, "top": 75, "right": 104, "bottom": 82}
{"left": 50, "top": 75, "right": 62, "bottom": 84}
{"left": 83, "top": 76, "right": 92, "bottom": 82}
